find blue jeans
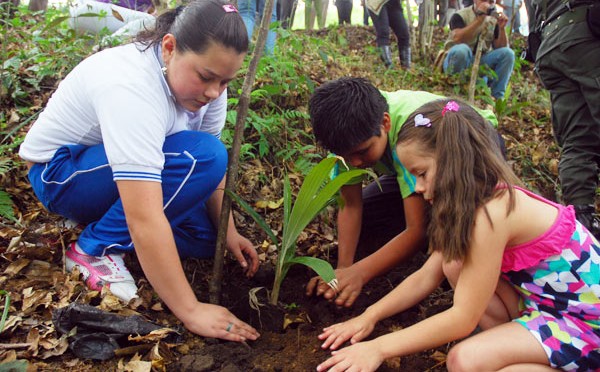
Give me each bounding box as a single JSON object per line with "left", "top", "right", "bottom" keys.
{"left": 443, "top": 43, "right": 515, "bottom": 99}
{"left": 238, "top": 0, "right": 277, "bottom": 54}
{"left": 28, "top": 131, "right": 226, "bottom": 258}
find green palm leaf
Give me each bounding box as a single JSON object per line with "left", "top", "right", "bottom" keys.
{"left": 225, "top": 189, "right": 280, "bottom": 247}
{"left": 229, "top": 157, "right": 377, "bottom": 305}
{"left": 288, "top": 256, "right": 336, "bottom": 283}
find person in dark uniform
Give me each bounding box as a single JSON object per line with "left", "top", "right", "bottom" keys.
{"left": 532, "top": 0, "right": 600, "bottom": 238}
{"left": 336, "top": 0, "right": 353, "bottom": 24}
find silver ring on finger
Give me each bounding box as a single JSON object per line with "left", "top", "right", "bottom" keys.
{"left": 226, "top": 322, "right": 233, "bottom": 332}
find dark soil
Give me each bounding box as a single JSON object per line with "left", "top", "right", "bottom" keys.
{"left": 0, "top": 208, "right": 452, "bottom": 372}
{"left": 170, "top": 251, "right": 452, "bottom": 372}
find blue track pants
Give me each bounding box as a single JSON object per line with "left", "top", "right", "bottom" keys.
{"left": 28, "top": 131, "right": 227, "bottom": 258}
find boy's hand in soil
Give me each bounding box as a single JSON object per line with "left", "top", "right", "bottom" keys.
{"left": 306, "top": 266, "right": 365, "bottom": 307}
{"left": 316, "top": 340, "right": 384, "bottom": 372}
{"left": 182, "top": 302, "right": 260, "bottom": 342}
{"left": 317, "top": 311, "right": 376, "bottom": 350}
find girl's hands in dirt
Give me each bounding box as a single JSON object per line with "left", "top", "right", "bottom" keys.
{"left": 226, "top": 231, "right": 259, "bottom": 277}
{"left": 182, "top": 302, "right": 260, "bottom": 342}
{"left": 306, "top": 266, "right": 364, "bottom": 307}
{"left": 316, "top": 341, "right": 384, "bottom": 372}
{"left": 318, "top": 313, "right": 375, "bottom": 350}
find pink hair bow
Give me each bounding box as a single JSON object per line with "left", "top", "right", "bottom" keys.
{"left": 222, "top": 4, "right": 238, "bottom": 12}
{"left": 414, "top": 114, "right": 431, "bottom": 127}
{"left": 442, "top": 101, "right": 460, "bottom": 116}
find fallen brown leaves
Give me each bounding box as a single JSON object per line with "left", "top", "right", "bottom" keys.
{"left": 0, "top": 217, "right": 183, "bottom": 370}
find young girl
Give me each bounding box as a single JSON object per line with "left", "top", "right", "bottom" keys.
{"left": 316, "top": 99, "right": 600, "bottom": 371}
{"left": 19, "top": 0, "right": 260, "bottom": 342}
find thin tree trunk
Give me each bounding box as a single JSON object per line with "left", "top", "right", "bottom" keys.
{"left": 418, "top": 0, "right": 434, "bottom": 58}
{"left": 507, "top": 0, "right": 517, "bottom": 38}
{"left": 209, "top": 0, "right": 276, "bottom": 304}
{"left": 468, "top": 27, "right": 488, "bottom": 103}
{"left": 405, "top": 0, "right": 416, "bottom": 53}
{"left": 425, "top": 0, "right": 434, "bottom": 55}
{"left": 28, "top": 0, "right": 47, "bottom": 11}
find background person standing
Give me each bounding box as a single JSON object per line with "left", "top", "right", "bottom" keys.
{"left": 532, "top": 0, "right": 600, "bottom": 238}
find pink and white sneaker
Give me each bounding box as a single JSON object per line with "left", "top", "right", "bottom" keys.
{"left": 66, "top": 242, "right": 139, "bottom": 302}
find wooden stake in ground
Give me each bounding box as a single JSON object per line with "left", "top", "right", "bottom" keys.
{"left": 467, "top": 24, "right": 490, "bottom": 104}
{"left": 209, "top": 0, "right": 276, "bottom": 305}
{"left": 418, "top": 0, "right": 434, "bottom": 59}
{"left": 507, "top": 0, "right": 517, "bottom": 39}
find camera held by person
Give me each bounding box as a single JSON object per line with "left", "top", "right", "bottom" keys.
{"left": 487, "top": 5, "right": 500, "bottom": 17}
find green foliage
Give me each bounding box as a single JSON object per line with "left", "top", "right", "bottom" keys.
{"left": 225, "top": 29, "right": 379, "bottom": 175}
{"left": 229, "top": 157, "right": 376, "bottom": 305}
{"left": 284, "top": 302, "right": 299, "bottom": 311}
{"left": 0, "top": 290, "right": 10, "bottom": 333}
{"left": 491, "top": 84, "right": 530, "bottom": 121}
{"left": 0, "top": 6, "right": 102, "bottom": 109}
{"left": 0, "top": 6, "right": 107, "bottom": 224}
{"left": 0, "top": 190, "right": 16, "bottom": 222}
{"left": 0, "top": 135, "right": 24, "bottom": 223}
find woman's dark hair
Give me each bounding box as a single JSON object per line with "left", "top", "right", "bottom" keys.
{"left": 397, "top": 99, "right": 521, "bottom": 261}
{"left": 136, "top": 0, "right": 248, "bottom": 54}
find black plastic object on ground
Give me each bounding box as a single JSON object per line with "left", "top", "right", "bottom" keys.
{"left": 52, "top": 303, "right": 165, "bottom": 360}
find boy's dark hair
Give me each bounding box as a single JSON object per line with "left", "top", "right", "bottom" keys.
{"left": 309, "top": 77, "right": 389, "bottom": 155}
{"left": 136, "top": 0, "right": 248, "bottom": 54}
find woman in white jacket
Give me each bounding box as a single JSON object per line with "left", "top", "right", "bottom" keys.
{"left": 20, "top": 0, "right": 260, "bottom": 342}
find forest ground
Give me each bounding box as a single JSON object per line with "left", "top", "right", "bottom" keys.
{"left": 1, "top": 11, "right": 587, "bottom": 371}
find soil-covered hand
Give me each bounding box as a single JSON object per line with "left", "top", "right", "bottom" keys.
{"left": 317, "top": 312, "right": 375, "bottom": 350}
{"left": 226, "top": 231, "right": 259, "bottom": 277}
{"left": 316, "top": 340, "right": 384, "bottom": 372}
{"left": 182, "top": 302, "right": 260, "bottom": 342}
{"left": 305, "top": 266, "right": 364, "bottom": 307}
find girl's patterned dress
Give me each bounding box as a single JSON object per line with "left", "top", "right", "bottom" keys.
{"left": 501, "top": 186, "right": 600, "bottom": 371}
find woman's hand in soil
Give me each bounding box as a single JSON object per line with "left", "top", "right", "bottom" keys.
{"left": 316, "top": 340, "right": 383, "bottom": 372}
{"left": 226, "top": 231, "right": 260, "bottom": 278}
{"left": 318, "top": 312, "right": 375, "bottom": 350}
{"left": 306, "top": 266, "right": 364, "bottom": 307}
{"left": 182, "top": 302, "right": 260, "bottom": 342}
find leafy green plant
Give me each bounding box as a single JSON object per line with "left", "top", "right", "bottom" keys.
{"left": 0, "top": 6, "right": 105, "bottom": 224}
{"left": 228, "top": 156, "right": 376, "bottom": 305}
{"left": 0, "top": 290, "right": 10, "bottom": 333}
{"left": 0, "top": 142, "right": 22, "bottom": 223}
{"left": 0, "top": 190, "right": 16, "bottom": 222}
{"left": 1, "top": 6, "right": 99, "bottom": 109}
{"left": 492, "top": 84, "right": 527, "bottom": 121}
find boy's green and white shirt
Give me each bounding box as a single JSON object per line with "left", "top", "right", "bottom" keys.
{"left": 332, "top": 90, "right": 498, "bottom": 198}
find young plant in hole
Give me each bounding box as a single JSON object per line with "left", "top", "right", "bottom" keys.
{"left": 229, "top": 156, "right": 376, "bottom": 305}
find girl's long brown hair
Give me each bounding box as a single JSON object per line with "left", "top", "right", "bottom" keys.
{"left": 397, "top": 99, "right": 521, "bottom": 261}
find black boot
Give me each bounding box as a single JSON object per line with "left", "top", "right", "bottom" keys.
{"left": 574, "top": 204, "right": 600, "bottom": 239}
{"left": 399, "top": 46, "right": 411, "bottom": 69}
{"left": 379, "top": 45, "right": 393, "bottom": 68}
